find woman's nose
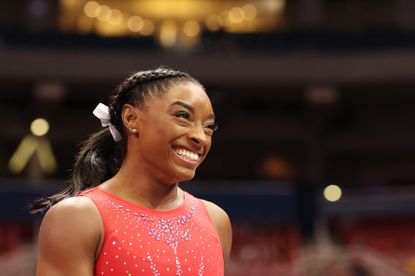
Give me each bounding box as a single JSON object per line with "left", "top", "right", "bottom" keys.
{"left": 189, "top": 125, "right": 207, "bottom": 145}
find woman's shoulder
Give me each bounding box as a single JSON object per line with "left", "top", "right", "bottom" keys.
{"left": 184, "top": 192, "right": 229, "bottom": 223}
{"left": 201, "top": 200, "right": 232, "bottom": 235}
{"left": 184, "top": 192, "right": 231, "bottom": 235}
{"left": 201, "top": 199, "right": 229, "bottom": 220}
{"left": 46, "top": 195, "right": 99, "bottom": 217}
{"left": 36, "top": 196, "right": 103, "bottom": 274}
{"left": 201, "top": 199, "right": 233, "bottom": 260}
{"left": 40, "top": 196, "right": 102, "bottom": 241}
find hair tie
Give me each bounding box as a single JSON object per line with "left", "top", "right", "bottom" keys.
{"left": 92, "top": 103, "right": 122, "bottom": 141}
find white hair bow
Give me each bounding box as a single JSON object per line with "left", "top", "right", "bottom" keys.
{"left": 92, "top": 103, "right": 122, "bottom": 141}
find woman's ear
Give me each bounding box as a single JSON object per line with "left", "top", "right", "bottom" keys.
{"left": 121, "top": 104, "right": 139, "bottom": 135}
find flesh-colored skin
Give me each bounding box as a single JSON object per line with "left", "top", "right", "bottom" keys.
{"left": 36, "top": 82, "right": 232, "bottom": 276}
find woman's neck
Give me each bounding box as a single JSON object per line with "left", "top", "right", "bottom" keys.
{"left": 100, "top": 165, "right": 183, "bottom": 211}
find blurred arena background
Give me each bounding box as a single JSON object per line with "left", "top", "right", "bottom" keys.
{"left": 1, "top": 0, "right": 415, "bottom": 275}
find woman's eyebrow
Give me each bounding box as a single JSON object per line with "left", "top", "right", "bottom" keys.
{"left": 170, "top": 101, "right": 194, "bottom": 112}
{"left": 170, "top": 100, "right": 216, "bottom": 120}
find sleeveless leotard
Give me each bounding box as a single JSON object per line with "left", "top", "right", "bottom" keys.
{"left": 80, "top": 187, "right": 224, "bottom": 276}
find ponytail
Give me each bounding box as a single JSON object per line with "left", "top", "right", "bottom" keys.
{"left": 30, "top": 129, "right": 125, "bottom": 213}
{"left": 72, "top": 128, "right": 125, "bottom": 188}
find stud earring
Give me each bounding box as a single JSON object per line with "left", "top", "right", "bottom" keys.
{"left": 130, "top": 128, "right": 137, "bottom": 134}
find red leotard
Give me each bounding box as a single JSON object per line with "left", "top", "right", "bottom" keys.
{"left": 80, "top": 187, "right": 224, "bottom": 276}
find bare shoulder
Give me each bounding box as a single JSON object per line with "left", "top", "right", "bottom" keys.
{"left": 202, "top": 200, "right": 230, "bottom": 223}
{"left": 40, "top": 196, "right": 101, "bottom": 236}
{"left": 202, "top": 200, "right": 232, "bottom": 261}
{"left": 45, "top": 195, "right": 97, "bottom": 214}
{"left": 36, "top": 196, "right": 102, "bottom": 276}
{"left": 39, "top": 196, "right": 102, "bottom": 248}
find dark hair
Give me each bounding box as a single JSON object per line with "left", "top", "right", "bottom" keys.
{"left": 30, "top": 66, "right": 202, "bottom": 213}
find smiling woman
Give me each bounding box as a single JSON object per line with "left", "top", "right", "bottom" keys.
{"left": 32, "top": 67, "right": 232, "bottom": 276}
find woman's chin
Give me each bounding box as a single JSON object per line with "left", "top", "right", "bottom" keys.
{"left": 174, "top": 168, "right": 196, "bottom": 183}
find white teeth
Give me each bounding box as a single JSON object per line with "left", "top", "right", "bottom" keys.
{"left": 175, "top": 148, "right": 199, "bottom": 161}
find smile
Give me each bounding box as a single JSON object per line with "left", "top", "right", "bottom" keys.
{"left": 174, "top": 147, "right": 200, "bottom": 162}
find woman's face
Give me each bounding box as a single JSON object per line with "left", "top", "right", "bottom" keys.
{"left": 133, "top": 82, "right": 216, "bottom": 184}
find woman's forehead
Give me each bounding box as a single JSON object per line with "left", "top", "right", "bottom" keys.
{"left": 144, "top": 83, "right": 214, "bottom": 115}
{"left": 161, "top": 83, "right": 211, "bottom": 106}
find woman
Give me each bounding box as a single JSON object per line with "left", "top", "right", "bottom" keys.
{"left": 34, "top": 67, "right": 232, "bottom": 276}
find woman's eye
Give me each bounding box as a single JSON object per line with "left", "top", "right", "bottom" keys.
{"left": 174, "top": 111, "right": 190, "bottom": 119}
{"left": 205, "top": 123, "right": 219, "bottom": 134}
